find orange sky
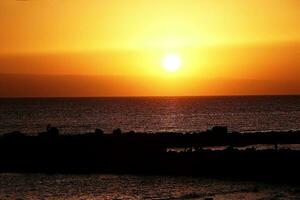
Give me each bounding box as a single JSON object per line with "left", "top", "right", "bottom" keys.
{"left": 0, "top": 0, "right": 300, "bottom": 96}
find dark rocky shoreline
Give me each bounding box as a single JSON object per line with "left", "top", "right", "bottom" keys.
{"left": 1, "top": 126, "right": 300, "bottom": 182}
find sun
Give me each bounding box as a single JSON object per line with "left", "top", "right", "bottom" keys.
{"left": 162, "top": 54, "right": 181, "bottom": 72}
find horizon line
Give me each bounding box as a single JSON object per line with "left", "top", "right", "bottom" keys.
{"left": 1, "top": 94, "right": 300, "bottom": 99}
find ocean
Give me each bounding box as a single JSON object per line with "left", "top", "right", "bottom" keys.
{"left": 0, "top": 174, "right": 299, "bottom": 200}
{"left": 0, "top": 96, "right": 300, "bottom": 134}
{"left": 1, "top": 96, "right": 300, "bottom": 199}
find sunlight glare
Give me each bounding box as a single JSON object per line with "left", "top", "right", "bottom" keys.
{"left": 162, "top": 54, "right": 181, "bottom": 72}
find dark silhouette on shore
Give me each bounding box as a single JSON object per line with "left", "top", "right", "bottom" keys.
{"left": 1, "top": 126, "right": 300, "bottom": 182}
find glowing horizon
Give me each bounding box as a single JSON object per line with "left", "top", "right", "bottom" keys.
{"left": 0, "top": 0, "right": 300, "bottom": 96}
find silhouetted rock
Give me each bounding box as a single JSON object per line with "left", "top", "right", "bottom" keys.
{"left": 39, "top": 125, "right": 59, "bottom": 137}
{"left": 211, "top": 126, "right": 228, "bottom": 135}
{"left": 113, "top": 128, "right": 122, "bottom": 135}
{"left": 3, "top": 131, "right": 25, "bottom": 139}
{"left": 0, "top": 127, "right": 300, "bottom": 182}
{"left": 48, "top": 127, "right": 59, "bottom": 136}
{"left": 127, "top": 131, "right": 135, "bottom": 135}
{"left": 95, "top": 129, "right": 104, "bottom": 135}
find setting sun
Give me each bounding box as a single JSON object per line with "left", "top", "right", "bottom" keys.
{"left": 0, "top": 0, "right": 300, "bottom": 96}
{"left": 162, "top": 54, "right": 182, "bottom": 72}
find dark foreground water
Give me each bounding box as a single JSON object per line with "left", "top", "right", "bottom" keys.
{"left": 0, "top": 174, "right": 299, "bottom": 200}
{"left": 0, "top": 96, "right": 300, "bottom": 134}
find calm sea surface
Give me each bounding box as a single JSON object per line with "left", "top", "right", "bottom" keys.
{"left": 0, "top": 96, "right": 300, "bottom": 134}
{"left": 0, "top": 174, "right": 299, "bottom": 200}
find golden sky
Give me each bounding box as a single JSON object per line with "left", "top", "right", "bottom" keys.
{"left": 0, "top": 0, "right": 300, "bottom": 96}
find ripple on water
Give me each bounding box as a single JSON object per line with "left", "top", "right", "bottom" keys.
{"left": 0, "top": 174, "right": 299, "bottom": 200}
